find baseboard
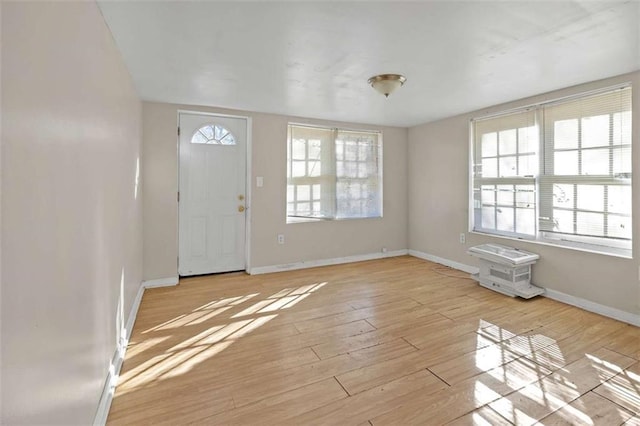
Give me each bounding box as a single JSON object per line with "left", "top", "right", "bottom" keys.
{"left": 543, "top": 288, "right": 640, "bottom": 327}
{"left": 142, "top": 276, "right": 179, "bottom": 288}
{"left": 92, "top": 280, "right": 148, "bottom": 426}
{"left": 408, "top": 249, "right": 480, "bottom": 274}
{"left": 248, "top": 249, "right": 409, "bottom": 275}
{"left": 408, "top": 250, "right": 640, "bottom": 327}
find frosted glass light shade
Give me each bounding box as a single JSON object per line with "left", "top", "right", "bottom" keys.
{"left": 368, "top": 74, "right": 406, "bottom": 97}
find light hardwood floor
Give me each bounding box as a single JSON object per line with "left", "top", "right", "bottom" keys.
{"left": 107, "top": 256, "right": 640, "bottom": 425}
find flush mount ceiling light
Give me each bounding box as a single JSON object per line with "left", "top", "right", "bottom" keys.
{"left": 368, "top": 74, "right": 407, "bottom": 98}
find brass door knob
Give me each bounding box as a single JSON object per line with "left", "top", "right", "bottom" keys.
{"left": 238, "top": 205, "right": 246, "bottom": 212}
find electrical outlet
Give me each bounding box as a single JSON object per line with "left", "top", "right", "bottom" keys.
{"left": 277, "top": 234, "right": 285, "bottom": 244}
{"left": 459, "top": 233, "right": 466, "bottom": 244}
{"left": 381, "top": 247, "right": 387, "bottom": 253}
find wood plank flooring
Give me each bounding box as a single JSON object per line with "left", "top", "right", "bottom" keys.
{"left": 107, "top": 256, "right": 640, "bottom": 425}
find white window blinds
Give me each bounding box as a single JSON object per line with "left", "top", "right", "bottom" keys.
{"left": 472, "top": 109, "right": 539, "bottom": 237}
{"left": 287, "top": 124, "right": 382, "bottom": 221}
{"left": 471, "top": 85, "right": 632, "bottom": 255}
{"left": 540, "top": 87, "right": 632, "bottom": 243}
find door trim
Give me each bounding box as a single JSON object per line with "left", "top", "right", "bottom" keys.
{"left": 176, "top": 110, "right": 252, "bottom": 274}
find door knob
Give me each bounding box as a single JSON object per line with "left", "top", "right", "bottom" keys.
{"left": 238, "top": 205, "right": 245, "bottom": 212}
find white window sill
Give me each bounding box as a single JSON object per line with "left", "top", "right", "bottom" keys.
{"left": 470, "top": 230, "right": 632, "bottom": 259}
{"left": 286, "top": 215, "right": 383, "bottom": 224}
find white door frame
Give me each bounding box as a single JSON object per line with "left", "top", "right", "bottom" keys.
{"left": 176, "top": 110, "right": 252, "bottom": 274}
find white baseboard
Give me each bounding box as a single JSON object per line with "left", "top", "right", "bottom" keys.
{"left": 93, "top": 276, "right": 178, "bottom": 425}
{"left": 408, "top": 249, "right": 479, "bottom": 275}
{"left": 543, "top": 288, "right": 640, "bottom": 327}
{"left": 408, "top": 250, "right": 640, "bottom": 327}
{"left": 248, "top": 249, "right": 409, "bottom": 275}
{"left": 142, "top": 276, "right": 179, "bottom": 288}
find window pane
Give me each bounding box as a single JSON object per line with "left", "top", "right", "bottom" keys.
{"left": 482, "top": 132, "right": 497, "bottom": 157}
{"left": 554, "top": 119, "right": 578, "bottom": 149}
{"left": 554, "top": 151, "right": 578, "bottom": 175}
{"left": 312, "top": 184, "right": 321, "bottom": 200}
{"left": 287, "top": 185, "right": 294, "bottom": 200}
{"left": 518, "top": 154, "right": 537, "bottom": 176}
{"left": 576, "top": 212, "right": 604, "bottom": 236}
{"left": 358, "top": 163, "right": 367, "bottom": 178}
{"left": 581, "top": 114, "right": 609, "bottom": 148}
{"left": 613, "top": 111, "right": 632, "bottom": 146}
{"left": 335, "top": 142, "right": 344, "bottom": 160}
{"left": 308, "top": 161, "right": 321, "bottom": 177}
{"left": 297, "top": 185, "right": 310, "bottom": 201}
{"left": 308, "top": 140, "right": 321, "bottom": 159}
{"left": 515, "top": 208, "right": 535, "bottom": 235}
{"left": 343, "top": 161, "right": 358, "bottom": 178}
{"left": 608, "top": 186, "right": 631, "bottom": 214}
{"left": 201, "top": 125, "right": 214, "bottom": 139}
{"left": 553, "top": 209, "right": 574, "bottom": 233}
{"left": 496, "top": 185, "right": 513, "bottom": 205}
{"left": 192, "top": 132, "right": 208, "bottom": 144}
{"left": 481, "top": 185, "right": 495, "bottom": 205}
{"left": 582, "top": 148, "right": 609, "bottom": 175}
{"left": 608, "top": 215, "right": 631, "bottom": 239}
{"left": 481, "top": 207, "right": 496, "bottom": 229}
{"left": 499, "top": 156, "right": 517, "bottom": 177}
{"left": 297, "top": 202, "right": 310, "bottom": 214}
{"left": 358, "top": 144, "right": 370, "bottom": 160}
{"left": 292, "top": 139, "right": 306, "bottom": 160}
{"left": 577, "top": 185, "right": 604, "bottom": 211}
{"left": 518, "top": 126, "right": 538, "bottom": 154}
{"left": 499, "top": 129, "right": 517, "bottom": 155}
{"left": 345, "top": 143, "right": 358, "bottom": 161}
{"left": 292, "top": 160, "right": 306, "bottom": 177}
{"left": 515, "top": 185, "right": 535, "bottom": 208}
{"left": 613, "top": 146, "right": 631, "bottom": 175}
{"left": 496, "top": 207, "right": 514, "bottom": 232}
{"left": 553, "top": 184, "right": 573, "bottom": 208}
{"left": 482, "top": 158, "right": 497, "bottom": 177}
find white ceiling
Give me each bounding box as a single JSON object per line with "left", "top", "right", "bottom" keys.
{"left": 98, "top": 1, "right": 639, "bottom": 128}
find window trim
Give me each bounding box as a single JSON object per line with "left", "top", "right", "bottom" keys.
{"left": 469, "top": 83, "right": 632, "bottom": 258}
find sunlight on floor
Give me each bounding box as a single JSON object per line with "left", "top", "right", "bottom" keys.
{"left": 470, "top": 320, "right": 639, "bottom": 425}
{"left": 232, "top": 282, "right": 326, "bottom": 318}
{"left": 116, "top": 281, "right": 328, "bottom": 395}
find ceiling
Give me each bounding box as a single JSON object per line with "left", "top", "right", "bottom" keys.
{"left": 98, "top": 1, "right": 639, "bottom": 128}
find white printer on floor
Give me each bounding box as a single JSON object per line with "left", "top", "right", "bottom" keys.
{"left": 467, "top": 243, "right": 544, "bottom": 299}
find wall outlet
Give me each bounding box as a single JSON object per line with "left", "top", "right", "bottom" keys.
{"left": 459, "top": 233, "right": 466, "bottom": 244}
{"left": 381, "top": 247, "right": 387, "bottom": 253}
{"left": 277, "top": 234, "right": 285, "bottom": 244}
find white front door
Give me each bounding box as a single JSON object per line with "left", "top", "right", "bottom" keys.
{"left": 178, "top": 112, "right": 247, "bottom": 276}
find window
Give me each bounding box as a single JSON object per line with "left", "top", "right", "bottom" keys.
{"left": 287, "top": 124, "right": 382, "bottom": 222}
{"left": 191, "top": 124, "right": 236, "bottom": 145}
{"left": 471, "top": 85, "right": 632, "bottom": 256}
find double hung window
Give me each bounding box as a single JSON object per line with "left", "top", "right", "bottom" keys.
{"left": 471, "top": 85, "right": 632, "bottom": 256}
{"left": 287, "top": 124, "right": 382, "bottom": 222}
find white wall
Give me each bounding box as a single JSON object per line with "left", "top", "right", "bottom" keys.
{"left": 1, "top": 2, "right": 143, "bottom": 424}
{"left": 142, "top": 102, "right": 408, "bottom": 280}
{"left": 408, "top": 72, "right": 640, "bottom": 317}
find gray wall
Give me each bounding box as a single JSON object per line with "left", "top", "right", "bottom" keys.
{"left": 142, "top": 102, "right": 408, "bottom": 280}
{"left": 408, "top": 71, "right": 640, "bottom": 316}
{"left": 1, "top": 2, "right": 143, "bottom": 423}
